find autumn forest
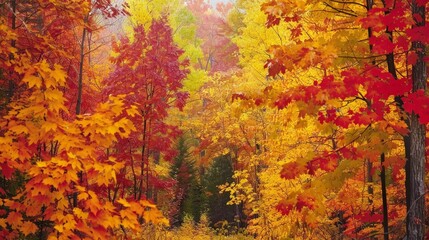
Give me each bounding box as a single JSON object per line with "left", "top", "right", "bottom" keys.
{"left": 0, "top": 0, "right": 428, "bottom": 239}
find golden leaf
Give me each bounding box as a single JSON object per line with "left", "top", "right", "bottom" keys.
{"left": 117, "top": 198, "right": 131, "bottom": 207}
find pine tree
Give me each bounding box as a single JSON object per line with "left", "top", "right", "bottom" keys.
{"left": 202, "top": 154, "right": 239, "bottom": 231}
{"left": 170, "top": 137, "right": 203, "bottom": 226}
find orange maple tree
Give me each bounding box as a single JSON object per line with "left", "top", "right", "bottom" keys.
{"left": 0, "top": 1, "right": 167, "bottom": 239}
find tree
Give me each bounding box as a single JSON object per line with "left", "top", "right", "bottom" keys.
{"left": 203, "top": 154, "right": 240, "bottom": 230}
{"left": 407, "top": 1, "right": 427, "bottom": 238}
{"left": 169, "top": 137, "right": 203, "bottom": 226}
{"left": 187, "top": 0, "right": 239, "bottom": 72}
{"left": 103, "top": 18, "right": 189, "bottom": 203}
{"left": 260, "top": 0, "right": 429, "bottom": 238}
{"left": 0, "top": 1, "right": 168, "bottom": 238}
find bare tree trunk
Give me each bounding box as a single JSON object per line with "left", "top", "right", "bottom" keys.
{"left": 380, "top": 153, "right": 389, "bottom": 240}
{"left": 407, "top": 1, "right": 426, "bottom": 239}
{"left": 138, "top": 117, "right": 148, "bottom": 201}
{"left": 76, "top": 24, "right": 87, "bottom": 115}
{"left": 73, "top": 16, "right": 88, "bottom": 208}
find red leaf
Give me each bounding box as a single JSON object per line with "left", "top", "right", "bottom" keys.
{"left": 254, "top": 98, "right": 264, "bottom": 106}
{"left": 280, "top": 162, "right": 307, "bottom": 179}
{"left": 369, "top": 34, "right": 394, "bottom": 54}
{"left": 291, "top": 24, "right": 302, "bottom": 38}
{"left": 276, "top": 201, "right": 293, "bottom": 215}
{"left": 334, "top": 116, "right": 351, "bottom": 128}
{"left": 265, "top": 59, "right": 286, "bottom": 77}
{"left": 232, "top": 93, "right": 248, "bottom": 101}
{"left": 296, "top": 194, "right": 315, "bottom": 211}
{"left": 416, "top": 0, "right": 428, "bottom": 6}
{"left": 263, "top": 85, "right": 273, "bottom": 95}
{"left": 403, "top": 90, "right": 429, "bottom": 124}
{"left": 396, "top": 36, "right": 409, "bottom": 51}
{"left": 412, "top": 13, "right": 423, "bottom": 24}
{"left": 406, "top": 26, "right": 429, "bottom": 44}
{"left": 355, "top": 211, "right": 383, "bottom": 223}
{"left": 1, "top": 163, "right": 14, "bottom": 179}
{"left": 274, "top": 93, "right": 292, "bottom": 109}
{"left": 307, "top": 154, "right": 339, "bottom": 175}
{"left": 408, "top": 51, "right": 419, "bottom": 65}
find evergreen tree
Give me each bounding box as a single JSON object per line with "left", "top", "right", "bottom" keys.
{"left": 202, "top": 154, "right": 240, "bottom": 230}
{"left": 169, "top": 137, "right": 203, "bottom": 226}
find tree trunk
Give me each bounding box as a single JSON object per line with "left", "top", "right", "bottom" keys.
{"left": 407, "top": 1, "right": 426, "bottom": 239}
{"left": 76, "top": 25, "right": 87, "bottom": 115}
{"left": 380, "top": 153, "right": 389, "bottom": 240}
{"left": 73, "top": 17, "right": 88, "bottom": 208}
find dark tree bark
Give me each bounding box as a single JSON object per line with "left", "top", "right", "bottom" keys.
{"left": 407, "top": 1, "right": 427, "bottom": 239}
{"left": 76, "top": 22, "right": 87, "bottom": 115}
{"left": 380, "top": 153, "right": 389, "bottom": 240}
{"left": 367, "top": 2, "right": 389, "bottom": 238}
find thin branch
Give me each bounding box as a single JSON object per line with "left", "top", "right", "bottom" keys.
{"left": 329, "top": 0, "right": 367, "bottom": 8}
{"left": 323, "top": 2, "right": 358, "bottom": 17}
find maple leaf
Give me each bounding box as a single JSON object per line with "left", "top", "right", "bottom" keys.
{"left": 355, "top": 211, "right": 383, "bottom": 223}
{"left": 117, "top": 198, "right": 131, "bottom": 207}
{"left": 307, "top": 154, "right": 339, "bottom": 175}
{"left": 296, "top": 193, "right": 315, "bottom": 211}
{"left": 24, "top": 75, "right": 42, "bottom": 89}
{"left": 408, "top": 51, "right": 419, "bottom": 65}
{"left": 370, "top": 34, "right": 395, "bottom": 54}
{"left": 9, "top": 125, "right": 29, "bottom": 135}
{"left": 21, "top": 221, "right": 38, "bottom": 236}
{"left": 232, "top": 92, "right": 248, "bottom": 101}
{"left": 403, "top": 90, "right": 429, "bottom": 124}
{"left": 265, "top": 59, "right": 286, "bottom": 77}
{"left": 41, "top": 121, "right": 58, "bottom": 133}
{"left": 276, "top": 201, "right": 293, "bottom": 215}
{"left": 1, "top": 163, "right": 15, "bottom": 179}
{"left": 6, "top": 211, "right": 22, "bottom": 226}
{"left": 406, "top": 26, "right": 429, "bottom": 43}
{"left": 280, "top": 161, "right": 307, "bottom": 179}
{"left": 73, "top": 208, "right": 88, "bottom": 220}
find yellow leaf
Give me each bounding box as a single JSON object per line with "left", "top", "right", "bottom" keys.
{"left": 50, "top": 65, "right": 66, "bottom": 87}
{"left": 73, "top": 208, "right": 88, "bottom": 220}
{"left": 120, "top": 209, "right": 138, "bottom": 229}
{"left": 42, "top": 177, "right": 58, "bottom": 188}
{"left": 143, "top": 208, "right": 168, "bottom": 226}
{"left": 42, "top": 121, "right": 57, "bottom": 132}
{"left": 78, "top": 192, "right": 89, "bottom": 201}
{"left": 36, "top": 161, "right": 47, "bottom": 168}
{"left": 54, "top": 224, "right": 64, "bottom": 233}
{"left": 9, "top": 125, "right": 29, "bottom": 134}
{"left": 62, "top": 214, "right": 76, "bottom": 230}
{"left": 126, "top": 105, "right": 140, "bottom": 117}
{"left": 24, "top": 75, "right": 42, "bottom": 88}
{"left": 106, "top": 125, "right": 118, "bottom": 135}
{"left": 140, "top": 200, "right": 157, "bottom": 209}
{"left": 101, "top": 214, "right": 121, "bottom": 229}
{"left": 117, "top": 198, "right": 131, "bottom": 207}
{"left": 44, "top": 89, "right": 63, "bottom": 101}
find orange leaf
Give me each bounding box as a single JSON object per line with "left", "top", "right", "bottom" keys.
{"left": 21, "top": 221, "right": 38, "bottom": 236}
{"left": 6, "top": 211, "right": 22, "bottom": 226}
